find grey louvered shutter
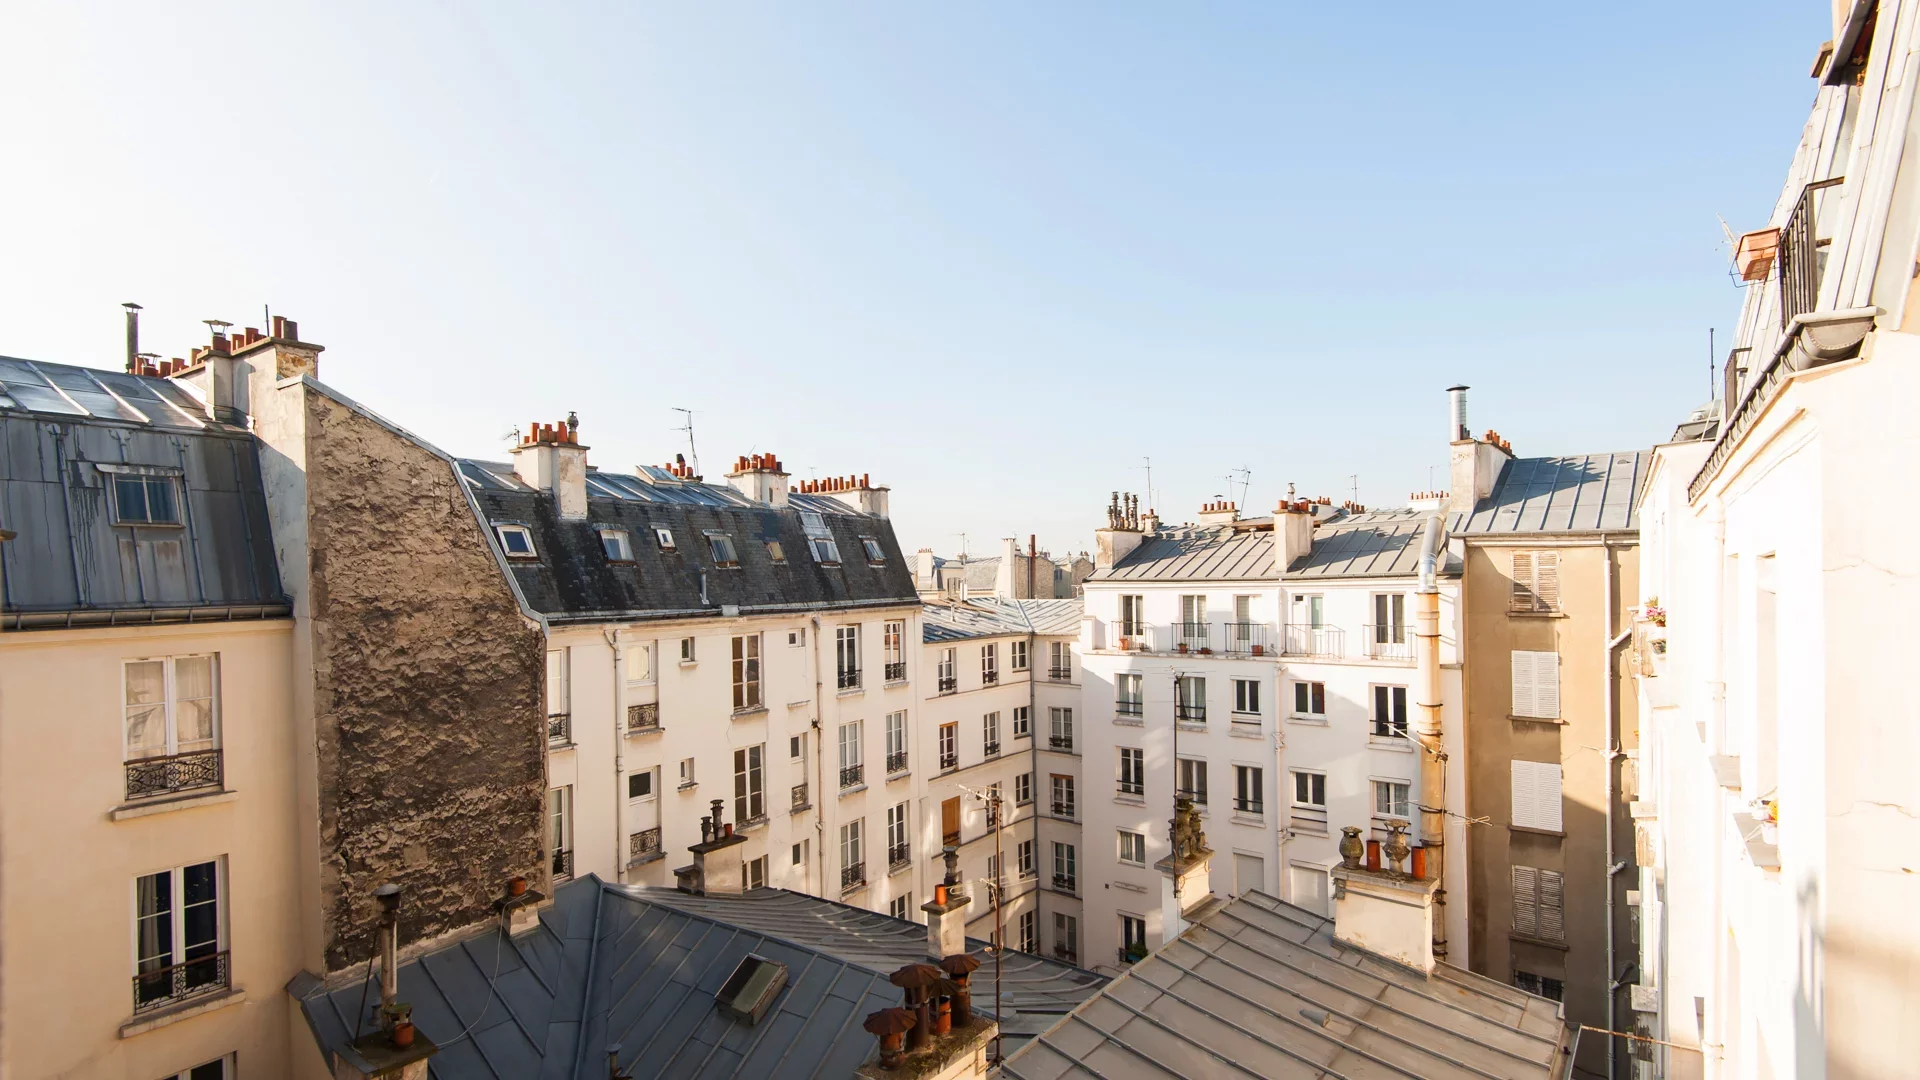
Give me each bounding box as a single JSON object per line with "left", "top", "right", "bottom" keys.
{"left": 1539, "top": 870, "right": 1565, "bottom": 941}
{"left": 1512, "top": 865, "right": 1539, "bottom": 937}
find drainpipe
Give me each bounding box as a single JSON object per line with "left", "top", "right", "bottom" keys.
{"left": 1603, "top": 540, "right": 1633, "bottom": 1080}
{"left": 812, "top": 615, "right": 826, "bottom": 894}
{"left": 605, "top": 628, "right": 626, "bottom": 883}
{"left": 1413, "top": 514, "right": 1449, "bottom": 963}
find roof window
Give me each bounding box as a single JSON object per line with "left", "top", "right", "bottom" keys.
{"left": 111, "top": 474, "right": 180, "bottom": 526}
{"left": 496, "top": 524, "right": 537, "bottom": 558}
{"left": 655, "top": 527, "right": 676, "bottom": 551}
{"left": 765, "top": 539, "right": 787, "bottom": 563}
{"left": 599, "top": 528, "right": 633, "bottom": 562}
{"left": 716, "top": 954, "right": 789, "bottom": 1026}
{"left": 810, "top": 537, "right": 841, "bottom": 566}
{"left": 707, "top": 532, "right": 740, "bottom": 568}
{"left": 860, "top": 537, "right": 886, "bottom": 564}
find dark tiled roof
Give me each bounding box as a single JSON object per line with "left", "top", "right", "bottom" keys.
{"left": 293, "top": 878, "right": 1107, "bottom": 1080}
{"left": 1002, "top": 891, "right": 1575, "bottom": 1080}
{"left": 0, "top": 358, "right": 286, "bottom": 622}
{"left": 1451, "top": 452, "right": 1647, "bottom": 535}
{"left": 1284, "top": 508, "right": 1461, "bottom": 580}
{"left": 459, "top": 463, "right": 919, "bottom": 622}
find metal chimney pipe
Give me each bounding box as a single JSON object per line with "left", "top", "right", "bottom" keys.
{"left": 122, "top": 303, "right": 143, "bottom": 373}
{"left": 1446, "top": 385, "right": 1470, "bottom": 443}
{"left": 374, "top": 883, "right": 402, "bottom": 1027}
{"left": 1413, "top": 514, "right": 1449, "bottom": 962}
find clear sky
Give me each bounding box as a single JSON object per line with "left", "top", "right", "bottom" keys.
{"left": 1, "top": 3, "right": 1830, "bottom": 558}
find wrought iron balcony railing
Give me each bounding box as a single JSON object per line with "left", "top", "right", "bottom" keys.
{"left": 1115, "top": 699, "right": 1143, "bottom": 718}
{"left": 1053, "top": 944, "right": 1077, "bottom": 963}
{"left": 1282, "top": 625, "right": 1345, "bottom": 658}
{"left": 837, "top": 668, "right": 862, "bottom": 691}
{"left": 1175, "top": 702, "right": 1206, "bottom": 723}
{"left": 983, "top": 741, "right": 1000, "bottom": 758}
{"left": 937, "top": 676, "right": 957, "bottom": 695}
{"left": 552, "top": 847, "right": 574, "bottom": 880}
{"left": 1177, "top": 786, "right": 1207, "bottom": 806}
{"left": 124, "top": 749, "right": 223, "bottom": 801}
{"left": 1048, "top": 666, "right": 1073, "bottom": 681}
{"left": 1051, "top": 800, "right": 1076, "bottom": 819}
{"left": 940, "top": 752, "right": 958, "bottom": 771}
{"left": 791, "top": 783, "right": 810, "bottom": 812}
{"left": 839, "top": 764, "right": 864, "bottom": 789}
{"left": 1778, "top": 177, "right": 1844, "bottom": 330}
{"left": 982, "top": 670, "right": 999, "bottom": 686}
{"left": 1233, "top": 797, "right": 1265, "bottom": 815}
{"left": 1052, "top": 873, "right": 1077, "bottom": 894}
{"left": 889, "top": 843, "right": 911, "bottom": 871}
{"left": 1363, "top": 624, "right": 1414, "bottom": 661}
{"left": 1372, "top": 717, "right": 1410, "bottom": 740}
{"left": 1173, "top": 621, "right": 1210, "bottom": 652}
{"left": 884, "top": 661, "right": 907, "bottom": 682}
{"left": 841, "top": 862, "right": 866, "bottom": 890}
{"left": 133, "top": 950, "right": 230, "bottom": 1014}
{"left": 1118, "top": 779, "right": 1144, "bottom": 796}
{"left": 1049, "top": 733, "right": 1074, "bottom": 752}
{"left": 626, "top": 702, "right": 661, "bottom": 733}
{"left": 886, "top": 750, "right": 909, "bottom": 774}
{"left": 630, "top": 826, "right": 663, "bottom": 862}
{"left": 547, "top": 713, "right": 571, "bottom": 744}
{"left": 1221, "top": 622, "right": 1271, "bottom": 656}
{"left": 943, "top": 829, "right": 962, "bottom": 848}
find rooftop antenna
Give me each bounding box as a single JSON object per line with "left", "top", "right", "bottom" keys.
{"left": 1709, "top": 327, "right": 1717, "bottom": 402}
{"left": 1227, "top": 466, "right": 1252, "bottom": 508}
{"left": 1136, "top": 457, "right": 1154, "bottom": 513}
{"left": 1348, "top": 474, "right": 1359, "bottom": 505}
{"left": 671, "top": 407, "right": 700, "bottom": 477}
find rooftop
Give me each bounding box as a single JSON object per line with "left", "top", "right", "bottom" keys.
{"left": 1001, "top": 890, "right": 1575, "bottom": 1080}
{"left": 1451, "top": 452, "right": 1647, "bottom": 536}
{"left": 1285, "top": 508, "right": 1461, "bottom": 580}
{"left": 922, "top": 597, "right": 1085, "bottom": 643}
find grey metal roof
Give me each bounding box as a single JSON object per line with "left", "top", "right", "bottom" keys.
{"left": 1087, "top": 527, "right": 1276, "bottom": 583}
{"left": 1451, "top": 453, "right": 1647, "bottom": 536}
{"left": 294, "top": 877, "right": 1106, "bottom": 1079}
{"left": 1001, "top": 890, "right": 1575, "bottom": 1080}
{"left": 1283, "top": 509, "right": 1461, "bottom": 580}
{"left": 0, "top": 357, "right": 286, "bottom": 623}
{"left": 922, "top": 597, "right": 1084, "bottom": 643}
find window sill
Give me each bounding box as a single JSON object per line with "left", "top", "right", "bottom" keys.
{"left": 1507, "top": 610, "right": 1567, "bottom": 619}
{"left": 677, "top": 781, "right": 697, "bottom": 792}
{"left": 1508, "top": 825, "right": 1565, "bottom": 838}
{"left": 1114, "top": 793, "right": 1146, "bottom": 807}
{"left": 1509, "top": 715, "right": 1567, "bottom": 725}
{"left": 889, "top": 860, "right": 912, "bottom": 877}
{"left": 679, "top": 660, "right": 698, "bottom": 667}
{"left": 547, "top": 741, "right": 576, "bottom": 752}
{"left": 1288, "top": 823, "right": 1329, "bottom": 837}
{"left": 1287, "top": 715, "right": 1329, "bottom": 726}
{"left": 1231, "top": 812, "right": 1266, "bottom": 826}
{"left": 790, "top": 802, "right": 812, "bottom": 815}
{"left": 731, "top": 706, "right": 769, "bottom": 719}
{"left": 110, "top": 788, "right": 237, "bottom": 821}
{"left": 1229, "top": 726, "right": 1265, "bottom": 740}
{"left": 627, "top": 851, "right": 666, "bottom": 869}
{"left": 1368, "top": 736, "right": 1414, "bottom": 753}
{"left": 885, "top": 679, "right": 908, "bottom": 689}
{"left": 887, "top": 770, "right": 911, "bottom": 783}
{"left": 839, "top": 784, "right": 868, "bottom": 797}
{"left": 119, "top": 986, "right": 246, "bottom": 1038}
{"left": 1508, "top": 933, "right": 1571, "bottom": 952}
{"left": 738, "top": 815, "right": 770, "bottom": 833}
{"left": 837, "top": 687, "right": 865, "bottom": 698}
{"left": 1176, "top": 722, "right": 1208, "bottom": 733}
{"left": 626, "top": 726, "right": 666, "bottom": 738}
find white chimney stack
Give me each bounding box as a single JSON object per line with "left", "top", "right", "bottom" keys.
{"left": 510, "top": 415, "right": 590, "bottom": 520}
{"left": 1446, "top": 386, "right": 1512, "bottom": 516}
{"left": 726, "top": 453, "right": 790, "bottom": 508}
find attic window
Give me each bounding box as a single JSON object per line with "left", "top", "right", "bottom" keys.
{"left": 495, "top": 524, "right": 537, "bottom": 558}
{"left": 707, "top": 532, "right": 740, "bottom": 567}
{"left": 716, "top": 954, "right": 789, "bottom": 1026}
{"left": 860, "top": 537, "right": 886, "bottom": 564}
{"left": 765, "top": 540, "right": 787, "bottom": 563}
{"left": 655, "top": 527, "right": 676, "bottom": 550}
{"left": 111, "top": 475, "right": 181, "bottom": 526}
{"left": 599, "top": 529, "right": 633, "bottom": 562}
{"left": 809, "top": 537, "right": 841, "bottom": 566}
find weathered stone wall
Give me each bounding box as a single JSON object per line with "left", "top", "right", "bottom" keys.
{"left": 304, "top": 391, "right": 546, "bottom": 971}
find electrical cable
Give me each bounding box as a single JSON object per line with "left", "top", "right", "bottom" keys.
{"left": 431, "top": 907, "right": 513, "bottom": 1049}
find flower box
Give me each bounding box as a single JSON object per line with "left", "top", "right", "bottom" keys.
{"left": 1735, "top": 228, "right": 1780, "bottom": 282}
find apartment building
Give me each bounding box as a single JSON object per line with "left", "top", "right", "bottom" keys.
{"left": 0, "top": 358, "right": 300, "bottom": 1080}
{"left": 1444, "top": 387, "right": 1643, "bottom": 1080}
{"left": 1631, "top": 3, "right": 1920, "bottom": 1077}
{"left": 919, "top": 596, "right": 1081, "bottom": 957}
{"left": 912, "top": 536, "right": 1088, "bottom": 600}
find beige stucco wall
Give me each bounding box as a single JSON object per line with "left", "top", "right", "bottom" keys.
{"left": 0, "top": 619, "right": 301, "bottom": 1080}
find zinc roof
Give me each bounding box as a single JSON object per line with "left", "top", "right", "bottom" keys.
{"left": 1451, "top": 452, "right": 1647, "bottom": 535}
{"left": 1087, "top": 526, "right": 1276, "bottom": 583}
{"left": 1283, "top": 509, "right": 1460, "bottom": 580}
{"left": 922, "top": 597, "right": 1084, "bottom": 643}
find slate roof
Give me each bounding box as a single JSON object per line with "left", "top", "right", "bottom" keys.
{"left": 923, "top": 597, "right": 1084, "bottom": 643}
{"left": 1001, "top": 890, "right": 1575, "bottom": 1080}
{"left": 459, "top": 463, "right": 920, "bottom": 623}
{"left": 0, "top": 357, "right": 286, "bottom": 625}
{"left": 1451, "top": 452, "right": 1647, "bottom": 536}
{"left": 1284, "top": 508, "right": 1461, "bottom": 580}
{"left": 294, "top": 877, "right": 1106, "bottom": 1080}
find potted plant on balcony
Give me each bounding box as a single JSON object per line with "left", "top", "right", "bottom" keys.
{"left": 1251, "top": 644, "right": 1264, "bottom": 656}
{"left": 1177, "top": 642, "right": 1189, "bottom": 654}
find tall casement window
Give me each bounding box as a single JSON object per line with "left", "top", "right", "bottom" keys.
{"left": 1291, "top": 770, "right": 1328, "bottom": 833}
{"left": 937, "top": 648, "right": 957, "bottom": 693}
{"left": 835, "top": 625, "right": 861, "bottom": 690}
{"left": 983, "top": 711, "right": 1001, "bottom": 755}
{"left": 734, "top": 745, "right": 765, "bottom": 823}
{"left": 1017, "top": 838, "right": 1036, "bottom": 878}
{"left": 1175, "top": 676, "right": 1206, "bottom": 723}
{"left": 801, "top": 511, "right": 841, "bottom": 565}
{"left": 134, "top": 859, "right": 225, "bottom": 1013}
{"left": 731, "top": 634, "right": 762, "bottom": 711}
{"left": 1052, "top": 842, "right": 1077, "bottom": 891}
{"left": 1118, "top": 830, "right": 1147, "bottom": 866}
{"left": 123, "top": 654, "right": 220, "bottom": 800}
{"left": 1370, "top": 593, "right": 1408, "bottom": 658}
{"left": 890, "top": 894, "right": 911, "bottom": 920}
{"left": 1372, "top": 779, "right": 1411, "bottom": 820}
{"left": 1119, "top": 594, "right": 1146, "bottom": 638}
{"left": 1511, "top": 651, "right": 1562, "bottom": 719}
{"left": 1120, "top": 914, "right": 1148, "bottom": 964}
{"left": 839, "top": 819, "right": 865, "bottom": 888}
{"left": 1050, "top": 774, "right": 1076, "bottom": 818}
{"left": 1510, "top": 550, "right": 1561, "bottom": 612}
{"left": 1118, "top": 747, "right": 1145, "bottom": 795}
{"left": 1048, "top": 641, "right": 1072, "bottom": 680}
{"left": 1049, "top": 707, "right": 1074, "bottom": 751}
{"left": 745, "top": 856, "right": 767, "bottom": 890}
{"left": 942, "top": 796, "right": 962, "bottom": 847}
{"left": 1177, "top": 758, "right": 1208, "bottom": 805}
{"left": 981, "top": 643, "right": 999, "bottom": 685}
{"left": 546, "top": 648, "right": 570, "bottom": 744}
{"left": 1234, "top": 765, "right": 1265, "bottom": 814}
{"left": 1116, "top": 673, "right": 1143, "bottom": 718}
{"left": 938, "top": 722, "right": 958, "bottom": 770}
{"left": 883, "top": 620, "right": 906, "bottom": 682}
{"left": 885, "top": 711, "right": 908, "bottom": 774}
{"left": 1372, "top": 685, "right": 1409, "bottom": 738}
{"left": 1014, "top": 772, "right": 1033, "bottom": 805}
{"left": 1013, "top": 705, "right": 1032, "bottom": 738}
{"left": 838, "top": 721, "right": 864, "bottom": 788}
{"left": 1054, "top": 913, "right": 1079, "bottom": 961}
{"left": 550, "top": 786, "right": 573, "bottom": 878}
{"left": 887, "top": 803, "right": 909, "bottom": 867}
{"left": 1512, "top": 865, "right": 1566, "bottom": 942}
{"left": 1233, "top": 678, "right": 1261, "bottom": 716}
{"left": 1010, "top": 639, "right": 1029, "bottom": 671}
{"left": 1019, "top": 910, "right": 1038, "bottom": 952}
{"left": 1292, "top": 680, "right": 1326, "bottom": 717}
{"left": 1510, "top": 760, "right": 1564, "bottom": 832}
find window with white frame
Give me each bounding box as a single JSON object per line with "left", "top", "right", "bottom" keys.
{"left": 133, "top": 859, "right": 225, "bottom": 1012}
{"left": 1512, "top": 865, "right": 1565, "bottom": 941}
{"left": 1018, "top": 838, "right": 1036, "bottom": 878}
{"left": 1049, "top": 641, "right": 1072, "bottom": 680}
{"left": 839, "top": 721, "right": 864, "bottom": 786}
{"left": 788, "top": 627, "right": 806, "bottom": 647}
{"left": 731, "top": 634, "right": 762, "bottom": 711}
{"left": 1118, "top": 747, "right": 1144, "bottom": 796}
{"left": 890, "top": 894, "right": 911, "bottom": 920}
{"left": 1119, "top": 594, "right": 1145, "bottom": 638}
{"left": 840, "top": 819, "right": 864, "bottom": 880}
{"left": 679, "top": 757, "right": 696, "bottom": 788}
{"left": 1175, "top": 675, "right": 1206, "bottom": 723}
{"left": 1013, "top": 705, "right": 1031, "bottom": 738}
{"left": 745, "top": 855, "right": 767, "bottom": 890}
{"left": 936, "top": 722, "right": 957, "bottom": 770}
{"left": 1054, "top": 912, "right": 1078, "bottom": 959}
{"left": 937, "top": 648, "right": 956, "bottom": 691}
{"left": 1116, "top": 673, "right": 1143, "bottom": 718}
{"left": 982, "top": 643, "right": 999, "bottom": 684}
{"left": 1372, "top": 779, "right": 1411, "bottom": 820}
{"left": 1010, "top": 640, "right": 1028, "bottom": 671}
{"left": 734, "top": 745, "right": 765, "bottom": 823}
{"left": 1292, "top": 770, "right": 1326, "bottom": 807}
{"left": 885, "top": 711, "right": 907, "bottom": 772}
{"left": 110, "top": 471, "right": 181, "bottom": 526}
{"left": 680, "top": 636, "right": 696, "bottom": 663}
{"left": 1511, "top": 651, "right": 1562, "bottom": 719}
{"left": 654, "top": 526, "right": 676, "bottom": 550}
{"left": 496, "top": 524, "right": 537, "bottom": 558}
{"left": 887, "top": 803, "right": 909, "bottom": 864}
{"left": 1118, "top": 829, "right": 1146, "bottom": 866}
{"left": 1372, "top": 684, "right": 1409, "bottom": 738}
{"left": 627, "top": 767, "right": 657, "bottom": 801}
{"left": 1510, "top": 760, "right": 1564, "bottom": 831}
{"left": 884, "top": 620, "right": 906, "bottom": 680}
{"left": 1120, "top": 913, "right": 1148, "bottom": 962}
{"left": 599, "top": 528, "right": 633, "bottom": 562}
{"left": 1019, "top": 909, "right": 1038, "bottom": 952}
{"left": 546, "top": 649, "right": 570, "bottom": 716}
{"left": 707, "top": 531, "right": 740, "bottom": 567}
{"left": 1292, "top": 680, "right": 1326, "bottom": 717}
{"left": 123, "top": 655, "right": 220, "bottom": 796}
{"left": 550, "top": 786, "right": 573, "bottom": 877}
{"left": 861, "top": 536, "right": 886, "bottom": 563}
{"left": 835, "top": 625, "right": 861, "bottom": 690}
{"left": 624, "top": 642, "right": 654, "bottom": 685}
{"left": 1177, "top": 757, "right": 1208, "bottom": 805}
{"left": 1015, "top": 772, "right": 1033, "bottom": 805}
{"left": 1234, "top": 765, "right": 1265, "bottom": 814}
{"left": 1233, "top": 678, "right": 1260, "bottom": 716}
{"left": 1371, "top": 592, "right": 1407, "bottom": 652}
{"left": 801, "top": 511, "right": 841, "bottom": 565}
{"left": 1051, "top": 774, "right": 1076, "bottom": 817}
{"left": 1049, "top": 707, "right": 1074, "bottom": 750}
{"left": 983, "top": 711, "right": 1001, "bottom": 754}
{"left": 1052, "top": 842, "right": 1077, "bottom": 889}
{"left": 1510, "top": 550, "right": 1561, "bottom": 612}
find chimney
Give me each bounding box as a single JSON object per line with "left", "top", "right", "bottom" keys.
{"left": 726, "top": 453, "right": 790, "bottom": 508}
{"left": 818, "top": 473, "right": 890, "bottom": 518}
{"left": 122, "top": 303, "right": 142, "bottom": 373}
{"left": 1445, "top": 386, "right": 1511, "bottom": 516}
{"left": 921, "top": 849, "right": 972, "bottom": 961}
{"left": 170, "top": 323, "right": 248, "bottom": 424}
{"left": 330, "top": 884, "right": 437, "bottom": 1078}
{"left": 993, "top": 537, "right": 1018, "bottom": 598}
{"left": 1196, "top": 499, "right": 1238, "bottom": 526}
{"left": 675, "top": 800, "right": 750, "bottom": 896}
{"left": 1156, "top": 797, "right": 1216, "bottom": 942}
{"left": 1328, "top": 820, "right": 1442, "bottom": 975}
{"left": 510, "top": 415, "right": 591, "bottom": 520}
{"left": 235, "top": 315, "right": 323, "bottom": 422}
{"left": 1276, "top": 499, "right": 1315, "bottom": 570}
{"left": 1094, "top": 492, "right": 1145, "bottom": 570}
{"left": 915, "top": 549, "right": 937, "bottom": 591}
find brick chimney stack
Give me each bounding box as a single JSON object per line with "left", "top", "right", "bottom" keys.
{"left": 510, "top": 415, "right": 590, "bottom": 520}
{"left": 726, "top": 453, "right": 790, "bottom": 508}
{"left": 797, "top": 473, "right": 890, "bottom": 518}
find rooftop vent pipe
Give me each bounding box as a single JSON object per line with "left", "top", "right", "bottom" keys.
{"left": 1446, "top": 385, "right": 1470, "bottom": 442}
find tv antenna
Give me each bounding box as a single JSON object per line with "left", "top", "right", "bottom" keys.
{"left": 1347, "top": 474, "right": 1359, "bottom": 505}
{"left": 1227, "top": 466, "right": 1252, "bottom": 508}
{"left": 670, "top": 408, "right": 700, "bottom": 477}
{"left": 1136, "top": 457, "right": 1154, "bottom": 513}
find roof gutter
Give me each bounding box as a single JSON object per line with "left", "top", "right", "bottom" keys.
{"left": 5, "top": 602, "right": 293, "bottom": 631}
{"left": 542, "top": 596, "right": 924, "bottom": 626}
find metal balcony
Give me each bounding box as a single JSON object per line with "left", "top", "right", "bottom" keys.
{"left": 1282, "top": 625, "right": 1344, "bottom": 658}
{"left": 1172, "top": 622, "right": 1210, "bottom": 653}
{"left": 886, "top": 750, "right": 909, "bottom": 775}
{"left": 629, "top": 826, "right": 663, "bottom": 863}
{"left": 839, "top": 764, "right": 864, "bottom": 789}
{"left": 626, "top": 702, "right": 661, "bottom": 733}
{"left": 889, "top": 843, "right": 911, "bottom": 872}
{"left": 940, "top": 752, "right": 958, "bottom": 771}
{"left": 1051, "top": 800, "right": 1076, "bottom": 819}
{"left": 937, "top": 676, "right": 957, "bottom": 695}
{"left": 124, "top": 749, "right": 223, "bottom": 801}
{"left": 982, "top": 670, "right": 999, "bottom": 686}
{"left": 1363, "top": 624, "right": 1414, "bottom": 661}
{"left": 1115, "top": 700, "right": 1143, "bottom": 718}
{"left": 552, "top": 847, "right": 574, "bottom": 881}
{"left": 841, "top": 862, "right": 866, "bottom": 890}
{"left": 547, "top": 713, "right": 571, "bottom": 745}
{"left": 1048, "top": 666, "right": 1073, "bottom": 681}
{"left": 791, "top": 783, "right": 810, "bottom": 812}
{"left": 983, "top": 741, "right": 1000, "bottom": 758}
{"left": 1175, "top": 702, "right": 1206, "bottom": 724}
{"left": 837, "top": 668, "right": 862, "bottom": 691}
{"left": 1118, "top": 779, "right": 1144, "bottom": 796}
{"left": 1052, "top": 873, "right": 1077, "bottom": 894}
{"left": 1049, "top": 733, "right": 1074, "bottom": 752}
{"left": 884, "top": 661, "right": 907, "bottom": 683}
{"left": 133, "top": 950, "right": 230, "bottom": 1015}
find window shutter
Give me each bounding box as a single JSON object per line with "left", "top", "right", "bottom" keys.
{"left": 1512, "top": 865, "right": 1539, "bottom": 937}
{"left": 1511, "top": 552, "right": 1535, "bottom": 611}
{"left": 1539, "top": 870, "right": 1565, "bottom": 941}
{"left": 1511, "top": 651, "right": 1536, "bottom": 717}
{"left": 1535, "top": 551, "right": 1559, "bottom": 611}
{"left": 1535, "top": 652, "right": 1561, "bottom": 719}
{"left": 1511, "top": 760, "right": 1564, "bottom": 831}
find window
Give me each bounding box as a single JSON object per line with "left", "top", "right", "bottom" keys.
{"left": 1013, "top": 705, "right": 1031, "bottom": 737}
{"left": 801, "top": 511, "right": 841, "bottom": 565}
{"left": 890, "top": 894, "right": 911, "bottom": 920}
{"left": 1049, "top": 641, "right": 1072, "bottom": 680}
{"left": 496, "top": 524, "right": 536, "bottom": 558}
{"left": 627, "top": 769, "right": 656, "bottom": 800}
{"left": 133, "top": 859, "right": 224, "bottom": 1012}
{"left": 1010, "top": 640, "right": 1028, "bottom": 671}
{"left": 1015, "top": 772, "right": 1033, "bottom": 805}
{"left": 1120, "top": 914, "right": 1148, "bottom": 963}
{"left": 883, "top": 620, "right": 906, "bottom": 681}
{"left": 788, "top": 628, "right": 805, "bottom": 647}
{"left": 160, "top": 1056, "right": 233, "bottom": 1080}
{"left": 1116, "top": 673, "right": 1143, "bottom": 718}
{"left": 1373, "top": 779, "right": 1411, "bottom": 820}
{"left": 550, "top": 786, "right": 573, "bottom": 878}
{"left": 1118, "top": 747, "right": 1144, "bottom": 796}
{"left": 1050, "top": 774, "right": 1076, "bottom": 818}
{"left": 1118, "top": 829, "right": 1146, "bottom": 866}
{"left": 1054, "top": 912, "right": 1078, "bottom": 960}
{"left": 981, "top": 643, "right": 999, "bottom": 684}
{"left": 1178, "top": 595, "right": 1206, "bottom": 645}
{"left": 1017, "top": 838, "right": 1036, "bottom": 878}
{"left": 654, "top": 526, "right": 676, "bottom": 550}
{"left": 885, "top": 711, "right": 908, "bottom": 773}
{"left": 734, "top": 745, "right": 765, "bottom": 823}
{"left": 1175, "top": 676, "right": 1205, "bottom": 723}
{"left": 1510, "top": 550, "right": 1561, "bottom": 612}
{"left": 1049, "top": 707, "right": 1074, "bottom": 750}
{"left": 1299, "top": 593, "right": 1326, "bottom": 627}
{"left": 765, "top": 539, "right": 786, "bottom": 563}
{"left": 840, "top": 819, "right": 865, "bottom": 884}
{"left": 1511, "top": 651, "right": 1562, "bottom": 719}
{"left": 839, "top": 721, "right": 865, "bottom": 787}
{"left": 1511, "top": 760, "right": 1564, "bottom": 832}
{"left": 1233, "top": 679, "right": 1260, "bottom": 716}
{"left": 836, "top": 625, "right": 861, "bottom": 690}
{"left": 1052, "top": 842, "right": 1077, "bottom": 890}
{"left": 792, "top": 842, "right": 806, "bottom": 866}
{"left": 1234, "top": 765, "right": 1265, "bottom": 814}
{"left": 599, "top": 528, "right": 633, "bottom": 561}
{"left": 938, "top": 722, "right": 958, "bottom": 770}
{"left": 679, "top": 757, "right": 695, "bottom": 788}
{"left": 942, "top": 796, "right": 962, "bottom": 847}
{"left": 1178, "top": 758, "right": 1208, "bottom": 805}
{"left": 937, "top": 648, "right": 957, "bottom": 693}
{"left": 1514, "top": 970, "right": 1566, "bottom": 1002}
{"left": 546, "top": 649, "right": 570, "bottom": 742}
{"left": 1292, "top": 680, "right": 1326, "bottom": 717}
{"left": 624, "top": 643, "right": 654, "bottom": 685}
{"left": 1371, "top": 593, "right": 1407, "bottom": 654}
{"left": 1119, "top": 595, "right": 1145, "bottom": 638}
{"left": 744, "top": 855, "right": 767, "bottom": 890}
{"left": 1019, "top": 910, "right": 1038, "bottom": 952}
{"left": 123, "top": 655, "right": 220, "bottom": 797}
{"left": 1372, "top": 685, "right": 1409, "bottom": 738}
{"left": 680, "top": 637, "right": 696, "bottom": 663}
{"left": 1512, "top": 866, "right": 1566, "bottom": 942}
{"left": 707, "top": 532, "right": 740, "bottom": 567}
{"left": 887, "top": 803, "right": 910, "bottom": 865}
{"left": 861, "top": 536, "right": 886, "bottom": 563}
{"left": 731, "top": 634, "right": 762, "bottom": 710}
{"left": 1292, "top": 770, "right": 1327, "bottom": 807}
{"left": 113, "top": 472, "right": 180, "bottom": 525}
{"left": 983, "top": 711, "right": 1001, "bottom": 755}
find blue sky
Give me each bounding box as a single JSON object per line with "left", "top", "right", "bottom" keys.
{"left": 1, "top": 3, "right": 1830, "bottom": 557}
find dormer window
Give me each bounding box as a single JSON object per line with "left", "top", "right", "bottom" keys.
{"left": 860, "top": 537, "right": 886, "bottom": 564}
{"left": 599, "top": 529, "right": 633, "bottom": 562}
{"left": 496, "top": 524, "right": 537, "bottom": 558}
{"left": 810, "top": 537, "right": 841, "bottom": 565}
{"left": 800, "top": 511, "right": 840, "bottom": 565}
{"left": 654, "top": 527, "right": 676, "bottom": 550}
{"left": 110, "top": 473, "right": 180, "bottom": 526}
{"left": 707, "top": 532, "right": 740, "bottom": 567}
{"left": 765, "top": 540, "right": 787, "bottom": 563}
